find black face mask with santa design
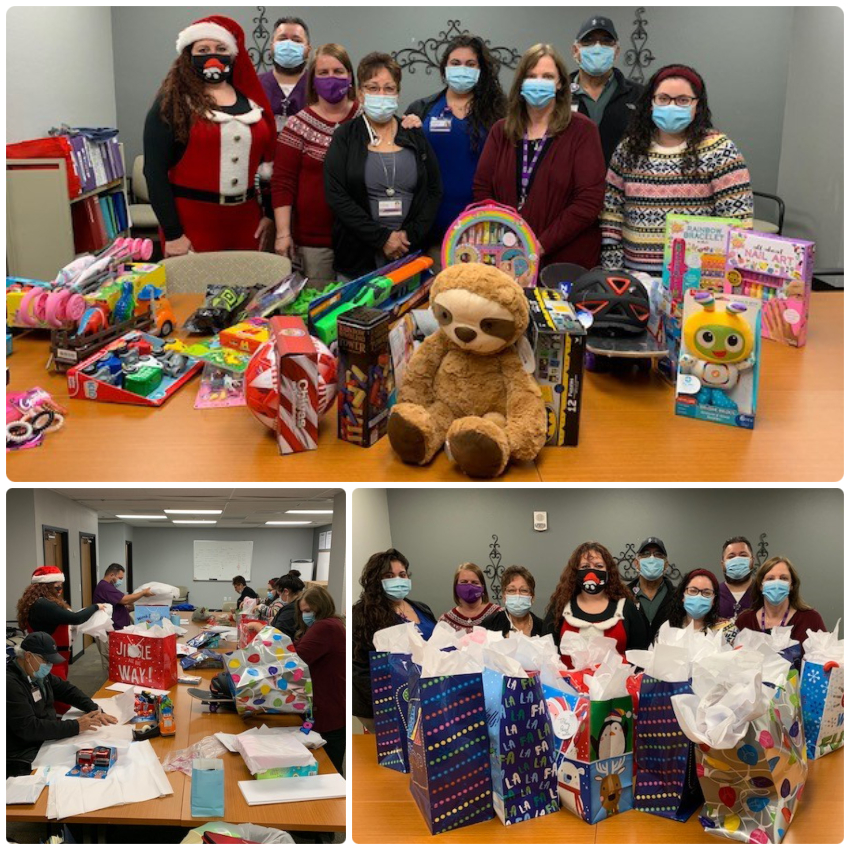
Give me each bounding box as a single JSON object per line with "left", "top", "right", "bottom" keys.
{"left": 191, "top": 53, "right": 234, "bottom": 84}
{"left": 577, "top": 568, "right": 608, "bottom": 595}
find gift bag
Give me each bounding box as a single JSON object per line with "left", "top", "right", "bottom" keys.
{"left": 237, "top": 618, "right": 266, "bottom": 649}
{"left": 632, "top": 676, "right": 703, "bottom": 821}
{"left": 109, "top": 627, "right": 178, "bottom": 689}
{"left": 369, "top": 650, "right": 414, "bottom": 773}
{"left": 407, "top": 668, "right": 494, "bottom": 834}
{"left": 482, "top": 667, "right": 559, "bottom": 825}
{"left": 224, "top": 626, "right": 311, "bottom": 717}
{"left": 672, "top": 649, "right": 807, "bottom": 843}
{"left": 800, "top": 621, "right": 844, "bottom": 760}
{"left": 191, "top": 759, "right": 225, "bottom": 818}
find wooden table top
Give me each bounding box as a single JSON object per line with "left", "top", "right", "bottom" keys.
{"left": 7, "top": 623, "right": 345, "bottom": 831}
{"left": 6, "top": 292, "right": 843, "bottom": 482}
{"left": 350, "top": 734, "right": 844, "bottom": 843}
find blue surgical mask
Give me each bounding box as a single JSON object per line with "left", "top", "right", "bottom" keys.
{"left": 302, "top": 612, "right": 316, "bottom": 627}
{"left": 382, "top": 577, "right": 412, "bottom": 600}
{"left": 274, "top": 40, "right": 306, "bottom": 69}
{"left": 520, "top": 78, "right": 557, "bottom": 108}
{"left": 363, "top": 94, "right": 398, "bottom": 124}
{"left": 725, "top": 556, "right": 752, "bottom": 581}
{"left": 683, "top": 595, "right": 713, "bottom": 620}
{"left": 639, "top": 557, "right": 665, "bottom": 581}
{"left": 762, "top": 580, "right": 791, "bottom": 606}
{"left": 115, "top": 579, "right": 124, "bottom": 589}
{"left": 651, "top": 104, "right": 694, "bottom": 134}
{"left": 445, "top": 66, "right": 480, "bottom": 94}
{"left": 33, "top": 661, "right": 52, "bottom": 680}
{"left": 578, "top": 44, "right": 616, "bottom": 76}
{"left": 504, "top": 594, "right": 533, "bottom": 617}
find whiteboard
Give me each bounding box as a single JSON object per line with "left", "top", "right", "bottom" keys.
{"left": 193, "top": 540, "right": 253, "bottom": 581}
{"left": 316, "top": 550, "right": 330, "bottom": 581}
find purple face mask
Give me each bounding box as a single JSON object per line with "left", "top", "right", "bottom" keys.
{"left": 314, "top": 76, "right": 351, "bottom": 104}
{"left": 456, "top": 583, "right": 484, "bottom": 604}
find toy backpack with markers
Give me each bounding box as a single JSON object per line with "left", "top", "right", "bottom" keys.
{"left": 441, "top": 201, "right": 542, "bottom": 288}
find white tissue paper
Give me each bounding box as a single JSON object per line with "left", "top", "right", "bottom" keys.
{"left": 452, "top": 626, "right": 504, "bottom": 650}
{"left": 75, "top": 605, "right": 114, "bottom": 641}
{"left": 481, "top": 646, "right": 528, "bottom": 678}
{"left": 802, "top": 619, "right": 844, "bottom": 664}
{"left": 626, "top": 622, "right": 729, "bottom": 682}
{"left": 420, "top": 643, "right": 482, "bottom": 677}
{"left": 233, "top": 728, "right": 316, "bottom": 775}
{"left": 372, "top": 622, "right": 425, "bottom": 655}
{"left": 559, "top": 631, "right": 620, "bottom": 669}
{"left": 114, "top": 620, "right": 179, "bottom": 638}
{"left": 735, "top": 625, "right": 800, "bottom": 654}
{"left": 6, "top": 774, "right": 47, "bottom": 805}
{"left": 671, "top": 649, "right": 791, "bottom": 749}
{"left": 135, "top": 581, "right": 179, "bottom": 607}
{"left": 586, "top": 651, "right": 635, "bottom": 701}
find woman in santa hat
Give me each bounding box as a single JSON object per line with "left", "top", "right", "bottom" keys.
{"left": 16, "top": 566, "right": 106, "bottom": 708}
{"left": 143, "top": 15, "right": 277, "bottom": 256}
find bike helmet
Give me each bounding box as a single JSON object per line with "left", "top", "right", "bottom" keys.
{"left": 568, "top": 269, "right": 650, "bottom": 335}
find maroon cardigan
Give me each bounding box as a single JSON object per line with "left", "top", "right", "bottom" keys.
{"left": 736, "top": 607, "right": 827, "bottom": 648}
{"left": 472, "top": 113, "right": 606, "bottom": 268}
{"left": 294, "top": 617, "right": 345, "bottom": 734}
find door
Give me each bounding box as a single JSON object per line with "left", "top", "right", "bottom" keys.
{"left": 125, "top": 540, "right": 134, "bottom": 591}
{"left": 42, "top": 526, "right": 71, "bottom": 605}
{"left": 80, "top": 533, "right": 97, "bottom": 649}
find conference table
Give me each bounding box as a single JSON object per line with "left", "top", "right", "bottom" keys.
{"left": 5, "top": 291, "right": 843, "bottom": 482}
{"left": 350, "top": 734, "right": 843, "bottom": 843}
{"left": 6, "top": 622, "right": 346, "bottom": 837}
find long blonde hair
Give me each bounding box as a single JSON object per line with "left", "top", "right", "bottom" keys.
{"left": 505, "top": 43, "right": 573, "bottom": 144}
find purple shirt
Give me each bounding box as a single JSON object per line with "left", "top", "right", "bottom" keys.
{"left": 259, "top": 71, "right": 308, "bottom": 123}
{"left": 717, "top": 582, "right": 754, "bottom": 620}
{"left": 93, "top": 579, "right": 131, "bottom": 630}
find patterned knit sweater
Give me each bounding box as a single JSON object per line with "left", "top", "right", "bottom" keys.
{"left": 438, "top": 602, "right": 502, "bottom": 634}
{"left": 600, "top": 131, "right": 753, "bottom": 273}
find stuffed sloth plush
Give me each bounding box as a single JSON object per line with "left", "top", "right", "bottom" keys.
{"left": 388, "top": 263, "right": 547, "bottom": 478}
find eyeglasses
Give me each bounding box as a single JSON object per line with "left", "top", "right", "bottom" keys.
{"left": 505, "top": 589, "right": 532, "bottom": 597}
{"left": 684, "top": 587, "right": 715, "bottom": 599}
{"left": 653, "top": 94, "right": 698, "bottom": 107}
{"left": 579, "top": 37, "right": 616, "bottom": 47}
{"left": 362, "top": 84, "right": 398, "bottom": 96}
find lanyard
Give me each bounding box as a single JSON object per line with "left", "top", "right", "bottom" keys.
{"left": 520, "top": 134, "right": 547, "bottom": 208}
{"left": 760, "top": 605, "right": 790, "bottom": 631}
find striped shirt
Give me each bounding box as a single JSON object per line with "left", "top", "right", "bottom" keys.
{"left": 439, "top": 602, "right": 502, "bottom": 634}
{"left": 600, "top": 131, "right": 753, "bottom": 273}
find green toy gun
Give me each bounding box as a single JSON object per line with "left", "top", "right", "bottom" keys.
{"left": 313, "top": 276, "right": 393, "bottom": 345}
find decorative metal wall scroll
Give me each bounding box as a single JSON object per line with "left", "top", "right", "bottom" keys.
{"left": 755, "top": 533, "right": 770, "bottom": 568}
{"left": 484, "top": 534, "right": 504, "bottom": 601}
{"left": 249, "top": 6, "right": 273, "bottom": 72}
{"left": 617, "top": 542, "right": 683, "bottom": 583}
{"left": 624, "top": 7, "right": 655, "bottom": 85}
{"left": 393, "top": 19, "right": 520, "bottom": 76}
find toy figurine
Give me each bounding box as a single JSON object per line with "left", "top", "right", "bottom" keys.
{"left": 679, "top": 291, "right": 755, "bottom": 411}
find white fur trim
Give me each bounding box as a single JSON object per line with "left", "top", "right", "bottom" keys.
{"left": 219, "top": 118, "right": 252, "bottom": 195}
{"left": 32, "top": 570, "right": 65, "bottom": 584}
{"left": 207, "top": 105, "right": 263, "bottom": 125}
{"left": 562, "top": 597, "right": 625, "bottom": 632}
{"left": 176, "top": 22, "right": 238, "bottom": 55}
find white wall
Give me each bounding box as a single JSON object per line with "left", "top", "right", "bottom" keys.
{"left": 130, "top": 526, "right": 319, "bottom": 609}
{"left": 776, "top": 6, "right": 844, "bottom": 282}
{"left": 327, "top": 490, "right": 347, "bottom": 611}
{"left": 6, "top": 6, "right": 118, "bottom": 142}
{"left": 6, "top": 489, "right": 37, "bottom": 622}
{"left": 97, "top": 522, "right": 133, "bottom": 573}
{"left": 352, "top": 489, "right": 393, "bottom": 589}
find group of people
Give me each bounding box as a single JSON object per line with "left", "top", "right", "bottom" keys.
{"left": 143, "top": 13, "right": 753, "bottom": 281}
{"left": 7, "top": 563, "right": 347, "bottom": 778}
{"left": 352, "top": 537, "right": 825, "bottom": 729}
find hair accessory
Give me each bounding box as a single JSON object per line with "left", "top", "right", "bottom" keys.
{"left": 653, "top": 65, "right": 703, "bottom": 95}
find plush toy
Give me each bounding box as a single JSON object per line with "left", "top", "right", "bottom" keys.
{"left": 388, "top": 263, "right": 546, "bottom": 477}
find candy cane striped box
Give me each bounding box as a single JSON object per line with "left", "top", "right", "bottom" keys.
{"left": 270, "top": 316, "right": 319, "bottom": 454}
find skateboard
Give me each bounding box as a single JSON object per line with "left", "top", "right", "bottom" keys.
{"left": 187, "top": 688, "right": 236, "bottom": 713}
{"left": 585, "top": 331, "right": 668, "bottom": 373}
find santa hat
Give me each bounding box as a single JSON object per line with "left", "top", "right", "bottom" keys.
{"left": 31, "top": 565, "right": 65, "bottom": 584}
{"left": 175, "top": 15, "right": 276, "bottom": 154}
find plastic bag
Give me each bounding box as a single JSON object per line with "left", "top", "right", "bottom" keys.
{"left": 180, "top": 821, "right": 295, "bottom": 844}
{"left": 183, "top": 285, "right": 254, "bottom": 334}
{"left": 238, "top": 272, "right": 308, "bottom": 319}
{"left": 163, "top": 735, "right": 227, "bottom": 776}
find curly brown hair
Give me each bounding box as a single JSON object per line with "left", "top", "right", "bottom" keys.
{"left": 17, "top": 583, "right": 69, "bottom": 632}
{"left": 157, "top": 49, "right": 219, "bottom": 144}
{"left": 353, "top": 549, "right": 409, "bottom": 660}
{"left": 546, "top": 542, "right": 632, "bottom": 619}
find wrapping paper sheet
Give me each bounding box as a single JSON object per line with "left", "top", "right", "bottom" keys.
{"left": 135, "top": 581, "right": 179, "bottom": 607}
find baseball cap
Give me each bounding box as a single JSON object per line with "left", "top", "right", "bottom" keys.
{"left": 20, "top": 632, "right": 64, "bottom": 664}
{"left": 637, "top": 537, "right": 667, "bottom": 557}
{"left": 576, "top": 15, "right": 619, "bottom": 42}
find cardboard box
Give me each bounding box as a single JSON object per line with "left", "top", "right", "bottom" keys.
{"left": 525, "top": 289, "right": 586, "bottom": 446}
{"left": 337, "top": 307, "right": 395, "bottom": 447}
{"left": 270, "top": 316, "right": 319, "bottom": 455}
{"left": 256, "top": 758, "right": 319, "bottom": 780}
{"left": 219, "top": 318, "right": 270, "bottom": 354}
{"left": 661, "top": 215, "right": 740, "bottom": 299}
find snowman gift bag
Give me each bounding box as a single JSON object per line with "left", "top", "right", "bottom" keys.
{"left": 800, "top": 620, "right": 844, "bottom": 760}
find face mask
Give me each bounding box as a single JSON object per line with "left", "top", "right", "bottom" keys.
{"left": 191, "top": 53, "right": 234, "bottom": 85}
{"left": 382, "top": 577, "right": 411, "bottom": 600}
{"left": 456, "top": 583, "right": 484, "bottom": 604}
{"left": 762, "top": 579, "right": 791, "bottom": 606}
{"left": 314, "top": 76, "right": 351, "bottom": 104}
{"left": 577, "top": 568, "right": 607, "bottom": 595}
{"left": 578, "top": 44, "right": 616, "bottom": 76}
{"left": 445, "top": 66, "right": 480, "bottom": 94}
{"left": 520, "top": 78, "right": 557, "bottom": 108}
{"left": 266, "top": 591, "right": 275, "bottom": 601}
{"left": 725, "top": 556, "right": 752, "bottom": 581}
{"left": 504, "top": 594, "right": 533, "bottom": 617}
{"left": 274, "top": 40, "right": 305, "bottom": 69}
{"left": 302, "top": 612, "right": 316, "bottom": 627}
{"left": 683, "top": 595, "right": 713, "bottom": 620}
{"left": 115, "top": 579, "right": 124, "bottom": 589}
{"left": 651, "top": 104, "right": 693, "bottom": 134}
{"left": 363, "top": 94, "right": 398, "bottom": 123}
{"left": 638, "top": 557, "right": 665, "bottom": 580}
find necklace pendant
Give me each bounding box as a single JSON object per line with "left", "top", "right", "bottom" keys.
{"left": 386, "top": 187, "right": 395, "bottom": 197}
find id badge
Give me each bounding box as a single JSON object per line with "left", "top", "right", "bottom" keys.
{"left": 429, "top": 117, "right": 452, "bottom": 133}
{"left": 31, "top": 687, "right": 42, "bottom": 703}
{"left": 378, "top": 199, "right": 403, "bottom": 217}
